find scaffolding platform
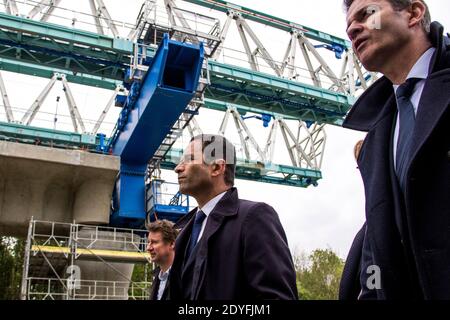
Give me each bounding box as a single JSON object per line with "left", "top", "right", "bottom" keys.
{"left": 21, "top": 219, "right": 152, "bottom": 300}
{"left": 31, "top": 245, "right": 151, "bottom": 264}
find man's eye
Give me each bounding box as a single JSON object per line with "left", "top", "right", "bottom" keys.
{"left": 365, "top": 7, "right": 377, "bottom": 18}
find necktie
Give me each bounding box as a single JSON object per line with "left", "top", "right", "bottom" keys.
{"left": 186, "top": 210, "right": 206, "bottom": 258}
{"left": 395, "top": 77, "right": 421, "bottom": 192}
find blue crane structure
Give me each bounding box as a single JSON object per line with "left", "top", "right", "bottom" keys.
{"left": 0, "top": 0, "right": 372, "bottom": 228}
{"left": 109, "top": 34, "right": 204, "bottom": 228}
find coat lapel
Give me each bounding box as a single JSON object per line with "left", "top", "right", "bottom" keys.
{"left": 405, "top": 70, "right": 450, "bottom": 188}
{"left": 172, "top": 208, "right": 195, "bottom": 295}
{"left": 191, "top": 213, "right": 226, "bottom": 299}
{"left": 191, "top": 188, "right": 239, "bottom": 299}
{"left": 150, "top": 267, "right": 160, "bottom": 300}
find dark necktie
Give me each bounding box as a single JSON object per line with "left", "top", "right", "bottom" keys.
{"left": 395, "top": 77, "right": 421, "bottom": 192}
{"left": 186, "top": 210, "right": 206, "bottom": 258}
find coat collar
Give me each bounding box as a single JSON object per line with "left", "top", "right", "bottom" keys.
{"left": 343, "top": 21, "right": 449, "bottom": 132}
{"left": 174, "top": 187, "right": 239, "bottom": 230}
{"left": 175, "top": 187, "right": 239, "bottom": 299}
{"left": 405, "top": 68, "right": 450, "bottom": 187}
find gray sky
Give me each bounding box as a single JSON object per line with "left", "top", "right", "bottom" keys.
{"left": 0, "top": 0, "right": 448, "bottom": 258}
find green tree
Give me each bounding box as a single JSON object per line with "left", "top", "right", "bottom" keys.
{"left": 0, "top": 237, "right": 25, "bottom": 300}
{"left": 128, "top": 260, "right": 153, "bottom": 299}
{"left": 294, "top": 248, "right": 344, "bottom": 300}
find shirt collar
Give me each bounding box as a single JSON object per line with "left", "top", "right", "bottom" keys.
{"left": 198, "top": 190, "right": 227, "bottom": 218}
{"left": 393, "top": 47, "right": 435, "bottom": 91}
{"left": 158, "top": 266, "right": 171, "bottom": 281}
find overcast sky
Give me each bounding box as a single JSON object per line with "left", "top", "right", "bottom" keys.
{"left": 0, "top": 0, "right": 448, "bottom": 259}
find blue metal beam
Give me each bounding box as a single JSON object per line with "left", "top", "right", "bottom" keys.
{"left": 109, "top": 35, "right": 204, "bottom": 228}
{"left": 110, "top": 36, "right": 204, "bottom": 163}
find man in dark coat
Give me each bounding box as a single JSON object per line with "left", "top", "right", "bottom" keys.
{"left": 170, "top": 134, "right": 298, "bottom": 300}
{"left": 344, "top": 0, "right": 449, "bottom": 299}
{"left": 339, "top": 223, "right": 366, "bottom": 300}
{"left": 147, "top": 219, "right": 178, "bottom": 300}
{"left": 339, "top": 141, "right": 366, "bottom": 300}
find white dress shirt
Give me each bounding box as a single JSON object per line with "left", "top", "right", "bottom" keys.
{"left": 195, "top": 190, "right": 227, "bottom": 243}
{"left": 157, "top": 266, "right": 171, "bottom": 300}
{"left": 392, "top": 47, "right": 435, "bottom": 167}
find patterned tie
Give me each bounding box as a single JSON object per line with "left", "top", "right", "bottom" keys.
{"left": 395, "top": 77, "right": 421, "bottom": 192}
{"left": 186, "top": 210, "right": 206, "bottom": 258}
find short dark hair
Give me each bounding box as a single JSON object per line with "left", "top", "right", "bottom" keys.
{"left": 343, "top": 0, "right": 431, "bottom": 33}
{"left": 147, "top": 219, "right": 178, "bottom": 244}
{"left": 190, "top": 134, "right": 236, "bottom": 186}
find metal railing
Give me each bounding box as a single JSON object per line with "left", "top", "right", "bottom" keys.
{"left": 21, "top": 219, "right": 152, "bottom": 300}
{"left": 26, "top": 277, "right": 151, "bottom": 300}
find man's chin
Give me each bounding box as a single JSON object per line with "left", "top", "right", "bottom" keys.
{"left": 357, "top": 50, "right": 380, "bottom": 72}
{"left": 179, "top": 185, "right": 192, "bottom": 196}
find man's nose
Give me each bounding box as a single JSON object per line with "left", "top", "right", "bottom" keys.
{"left": 174, "top": 162, "right": 184, "bottom": 173}
{"left": 347, "top": 21, "right": 363, "bottom": 42}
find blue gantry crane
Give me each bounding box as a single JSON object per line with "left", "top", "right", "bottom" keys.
{"left": 108, "top": 34, "right": 204, "bottom": 228}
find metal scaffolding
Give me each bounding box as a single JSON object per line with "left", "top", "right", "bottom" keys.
{"left": 21, "top": 218, "right": 152, "bottom": 300}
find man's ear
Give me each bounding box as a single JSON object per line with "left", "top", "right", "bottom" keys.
{"left": 211, "top": 159, "right": 226, "bottom": 177}
{"left": 408, "top": 1, "right": 427, "bottom": 28}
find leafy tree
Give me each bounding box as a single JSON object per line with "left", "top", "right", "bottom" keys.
{"left": 294, "top": 248, "right": 344, "bottom": 300}
{"left": 0, "top": 237, "right": 25, "bottom": 300}
{"left": 128, "top": 260, "right": 153, "bottom": 299}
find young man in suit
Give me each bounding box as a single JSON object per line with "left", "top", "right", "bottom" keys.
{"left": 344, "top": 0, "right": 449, "bottom": 299}
{"left": 146, "top": 219, "right": 177, "bottom": 300}
{"left": 170, "top": 134, "right": 298, "bottom": 300}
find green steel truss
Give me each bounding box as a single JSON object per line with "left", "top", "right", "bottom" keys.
{"left": 0, "top": 11, "right": 353, "bottom": 125}
{"left": 0, "top": 121, "right": 98, "bottom": 149}
{"left": 0, "top": 57, "right": 121, "bottom": 89}
{"left": 182, "top": 0, "right": 351, "bottom": 48}
{"left": 0, "top": 3, "right": 355, "bottom": 187}
{"left": 0, "top": 120, "right": 321, "bottom": 187}
{"left": 207, "top": 60, "right": 353, "bottom": 126}
{"left": 0, "top": 12, "right": 131, "bottom": 85}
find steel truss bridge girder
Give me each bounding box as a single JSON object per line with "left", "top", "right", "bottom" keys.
{"left": 182, "top": 0, "right": 351, "bottom": 48}
{"left": 206, "top": 60, "right": 354, "bottom": 126}
{"left": 0, "top": 120, "right": 321, "bottom": 188}
{"left": 0, "top": 121, "right": 98, "bottom": 149}
{"left": 162, "top": 148, "right": 321, "bottom": 188}
{"left": 0, "top": 10, "right": 353, "bottom": 126}
{"left": 0, "top": 56, "right": 123, "bottom": 89}
{"left": 0, "top": 11, "right": 131, "bottom": 81}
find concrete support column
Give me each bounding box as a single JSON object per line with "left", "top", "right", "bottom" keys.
{"left": 0, "top": 141, "right": 119, "bottom": 237}
{"left": 73, "top": 179, "right": 113, "bottom": 225}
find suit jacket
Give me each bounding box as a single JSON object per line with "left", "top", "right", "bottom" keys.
{"left": 339, "top": 223, "right": 366, "bottom": 300}
{"left": 170, "top": 187, "right": 298, "bottom": 300}
{"left": 343, "top": 22, "right": 450, "bottom": 299}
{"left": 149, "top": 267, "right": 170, "bottom": 300}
